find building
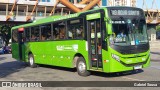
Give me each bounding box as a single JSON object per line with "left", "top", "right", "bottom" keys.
{"left": 0, "top": 0, "right": 137, "bottom": 22}
{"left": 108, "top": 0, "right": 136, "bottom": 7}
{"left": 0, "top": 0, "right": 86, "bottom": 22}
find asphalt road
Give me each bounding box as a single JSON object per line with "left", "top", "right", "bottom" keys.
{"left": 0, "top": 49, "right": 160, "bottom": 90}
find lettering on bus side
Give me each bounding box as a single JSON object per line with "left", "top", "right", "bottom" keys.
{"left": 53, "top": 14, "right": 78, "bottom": 21}
{"left": 86, "top": 13, "right": 101, "bottom": 20}
{"left": 56, "top": 44, "right": 78, "bottom": 52}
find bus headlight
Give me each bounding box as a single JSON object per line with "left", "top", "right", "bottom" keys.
{"left": 112, "top": 54, "right": 120, "bottom": 62}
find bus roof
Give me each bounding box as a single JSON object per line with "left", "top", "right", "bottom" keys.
{"left": 11, "top": 6, "right": 142, "bottom": 30}
{"left": 11, "top": 13, "right": 81, "bottom": 30}
{"left": 11, "top": 7, "right": 109, "bottom": 30}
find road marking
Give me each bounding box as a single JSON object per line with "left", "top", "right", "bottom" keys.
{"left": 121, "top": 76, "right": 146, "bottom": 81}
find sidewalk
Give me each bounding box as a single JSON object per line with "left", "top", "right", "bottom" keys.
{"left": 150, "top": 48, "right": 160, "bottom": 61}
{"left": 149, "top": 40, "right": 160, "bottom": 61}
{"left": 149, "top": 40, "right": 160, "bottom": 49}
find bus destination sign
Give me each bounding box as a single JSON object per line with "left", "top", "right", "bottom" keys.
{"left": 110, "top": 10, "right": 140, "bottom": 16}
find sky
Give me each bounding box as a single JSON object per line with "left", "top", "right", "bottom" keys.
{"left": 136, "top": 0, "right": 160, "bottom": 9}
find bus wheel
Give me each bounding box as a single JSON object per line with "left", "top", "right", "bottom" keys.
{"left": 28, "top": 54, "right": 37, "bottom": 68}
{"left": 76, "top": 57, "right": 90, "bottom": 76}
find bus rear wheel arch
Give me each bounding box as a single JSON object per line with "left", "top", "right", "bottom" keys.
{"left": 76, "top": 57, "right": 90, "bottom": 76}
{"left": 73, "top": 53, "right": 84, "bottom": 67}
{"left": 28, "top": 54, "right": 37, "bottom": 68}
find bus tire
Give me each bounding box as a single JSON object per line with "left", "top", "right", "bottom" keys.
{"left": 28, "top": 54, "right": 37, "bottom": 68}
{"left": 76, "top": 57, "right": 90, "bottom": 76}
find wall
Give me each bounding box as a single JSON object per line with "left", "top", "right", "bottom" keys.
{"left": 1, "top": 0, "right": 56, "bottom": 6}
{"left": 108, "top": 0, "right": 136, "bottom": 7}
{"left": 0, "top": 0, "right": 9, "bottom": 3}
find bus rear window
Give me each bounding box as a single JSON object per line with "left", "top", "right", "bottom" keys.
{"left": 12, "top": 30, "right": 18, "bottom": 43}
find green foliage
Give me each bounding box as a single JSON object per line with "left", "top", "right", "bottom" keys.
{"left": 0, "top": 25, "right": 11, "bottom": 46}
{"left": 156, "top": 25, "right": 160, "bottom": 31}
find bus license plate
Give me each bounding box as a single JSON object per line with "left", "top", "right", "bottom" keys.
{"left": 134, "top": 65, "right": 142, "bottom": 69}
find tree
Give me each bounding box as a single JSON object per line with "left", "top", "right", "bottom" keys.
{"left": 156, "top": 25, "right": 160, "bottom": 31}
{"left": 0, "top": 25, "right": 11, "bottom": 46}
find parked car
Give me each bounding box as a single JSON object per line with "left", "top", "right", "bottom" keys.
{"left": 5, "top": 45, "right": 12, "bottom": 54}
{"left": 0, "top": 45, "right": 12, "bottom": 54}
{"left": 0, "top": 47, "right": 5, "bottom": 54}
{"left": 156, "top": 31, "right": 160, "bottom": 39}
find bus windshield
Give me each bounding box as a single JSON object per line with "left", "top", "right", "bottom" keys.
{"left": 110, "top": 18, "right": 148, "bottom": 46}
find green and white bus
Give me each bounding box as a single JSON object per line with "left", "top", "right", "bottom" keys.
{"left": 11, "top": 6, "right": 150, "bottom": 76}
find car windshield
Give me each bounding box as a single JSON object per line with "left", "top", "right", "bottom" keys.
{"left": 109, "top": 18, "right": 148, "bottom": 46}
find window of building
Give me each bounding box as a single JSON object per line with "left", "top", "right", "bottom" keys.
{"left": 77, "top": 0, "right": 82, "bottom": 3}
{"left": 40, "top": 24, "right": 52, "bottom": 41}
{"left": 38, "top": 0, "right": 50, "bottom": 2}
{"left": 67, "top": 18, "right": 84, "bottom": 39}
{"left": 69, "top": 0, "right": 74, "bottom": 3}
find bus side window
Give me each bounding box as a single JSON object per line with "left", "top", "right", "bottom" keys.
{"left": 31, "top": 26, "right": 40, "bottom": 41}
{"left": 68, "top": 29, "right": 73, "bottom": 39}
{"left": 53, "top": 22, "right": 66, "bottom": 40}
{"left": 53, "top": 27, "right": 59, "bottom": 40}
{"left": 35, "top": 28, "right": 40, "bottom": 41}
{"left": 25, "top": 28, "right": 30, "bottom": 42}
{"left": 41, "top": 24, "right": 52, "bottom": 41}
{"left": 12, "top": 30, "right": 18, "bottom": 43}
{"left": 31, "top": 34, "right": 36, "bottom": 41}
{"left": 67, "top": 18, "right": 84, "bottom": 39}
{"left": 76, "top": 26, "right": 84, "bottom": 39}
{"left": 41, "top": 34, "right": 46, "bottom": 40}
{"left": 59, "top": 27, "right": 65, "bottom": 39}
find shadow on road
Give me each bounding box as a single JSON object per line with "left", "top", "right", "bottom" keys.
{"left": 150, "top": 52, "right": 160, "bottom": 55}
{"left": 0, "top": 61, "right": 27, "bottom": 78}
{"left": 91, "top": 69, "right": 144, "bottom": 77}
{"left": 151, "top": 59, "right": 160, "bottom": 62}
{"left": 0, "top": 57, "right": 6, "bottom": 61}
{"left": 39, "top": 64, "right": 76, "bottom": 72}
{"left": 38, "top": 64, "right": 144, "bottom": 77}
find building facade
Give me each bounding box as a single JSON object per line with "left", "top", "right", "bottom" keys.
{"left": 108, "top": 0, "right": 136, "bottom": 7}
{"left": 0, "top": 0, "right": 137, "bottom": 22}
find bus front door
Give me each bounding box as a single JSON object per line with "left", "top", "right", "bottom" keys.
{"left": 87, "top": 19, "right": 103, "bottom": 70}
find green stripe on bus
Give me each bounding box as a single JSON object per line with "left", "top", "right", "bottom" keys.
{"left": 86, "top": 13, "right": 101, "bottom": 20}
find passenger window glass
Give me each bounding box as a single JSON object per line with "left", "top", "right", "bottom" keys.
{"left": 31, "top": 26, "right": 40, "bottom": 41}
{"left": 53, "top": 22, "right": 66, "bottom": 40}
{"left": 41, "top": 24, "right": 52, "bottom": 41}
{"left": 25, "top": 28, "right": 30, "bottom": 42}
{"left": 68, "top": 18, "right": 84, "bottom": 39}
{"left": 12, "top": 30, "right": 18, "bottom": 43}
